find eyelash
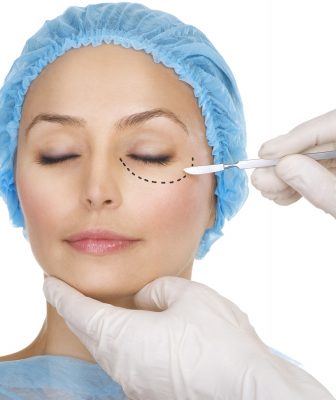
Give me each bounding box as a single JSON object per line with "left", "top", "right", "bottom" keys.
{"left": 37, "top": 154, "right": 79, "bottom": 165}
{"left": 127, "top": 154, "right": 171, "bottom": 166}
{"left": 37, "top": 154, "right": 172, "bottom": 166}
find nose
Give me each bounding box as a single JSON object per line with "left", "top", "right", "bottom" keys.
{"left": 80, "top": 155, "right": 122, "bottom": 210}
{"left": 86, "top": 198, "right": 113, "bottom": 209}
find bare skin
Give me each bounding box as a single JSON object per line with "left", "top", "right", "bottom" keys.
{"left": 0, "top": 44, "right": 216, "bottom": 363}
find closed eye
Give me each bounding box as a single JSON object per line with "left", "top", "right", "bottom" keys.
{"left": 37, "top": 154, "right": 79, "bottom": 165}
{"left": 128, "top": 154, "right": 172, "bottom": 166}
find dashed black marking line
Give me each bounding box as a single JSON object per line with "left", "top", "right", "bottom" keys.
{"left": 119, "top": 157, "right": 194, "bottom": 184}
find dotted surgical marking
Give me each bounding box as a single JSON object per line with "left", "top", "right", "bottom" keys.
{"left": 119, "top": 157, "right": 194, "bottom": 184}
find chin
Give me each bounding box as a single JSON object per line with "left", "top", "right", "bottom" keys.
{"left": 64, "top": 273, "right": 143, "bottom": 301}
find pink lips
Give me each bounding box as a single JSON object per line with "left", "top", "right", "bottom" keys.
{"left": 65, "top": 229, "right": 140, "bottom": 255}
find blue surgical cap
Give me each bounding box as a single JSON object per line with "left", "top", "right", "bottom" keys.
{"left": 0, "top": 2, "right": 248, "bottom": 259}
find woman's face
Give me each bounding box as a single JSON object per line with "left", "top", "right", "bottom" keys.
{"left": 15, "top": 44, "right": 216, "bottom": 306}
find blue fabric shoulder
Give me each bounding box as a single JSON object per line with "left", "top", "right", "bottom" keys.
{"left": 0, "top": 355, "right": 127, "bottom": 399}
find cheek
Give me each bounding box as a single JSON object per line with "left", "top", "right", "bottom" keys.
{"left": 16, "top": 168, "right": 65, "bottom": 244}
{"left": 130, "top": 175, "right": 213, "bottom": 246}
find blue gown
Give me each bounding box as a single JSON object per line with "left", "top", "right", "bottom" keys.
{"left": 0, "top": 349, "right": 302, "bottom": 399}
{"left": 0, "top": 355, "right": 128, "bottom": 399}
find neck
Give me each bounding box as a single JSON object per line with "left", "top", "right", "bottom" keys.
{"left": 35, "top": 303, "right": 96, "bottom": 363}
{"left": 24, "top": 293, "right": 137, "bottom": 364}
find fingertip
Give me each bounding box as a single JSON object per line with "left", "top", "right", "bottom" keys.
{"left": 251, "top": 167, "right": 288, "bottom": 192}
{"left": 258, "top": 143, "right": 273, "bottom": 159}
{"left": 250, "top": 168, "right": 263, "bottom": 188}
{"left": 43, "top": 276, "right": 75, "bottom": 310}
{"left": 43, "top": 275, "right": 62, "bottom": 291}
{"left": 134, "top": 276, "right": 191, "bottom": 311}
{"left": 258, "top": 133, "right": 298, "bottom": 159}
{"left": 43, "top": 276, "right": 60, "bottom": 305}
{"left": 250, "top": 167, "right": 267, "bottom": 188}
{"left": 258, "top": 137, "right": 285, "bottom": 158}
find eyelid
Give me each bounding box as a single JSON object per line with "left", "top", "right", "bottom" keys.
{"left": 127, "top": 154, "right": 172, "bottom": 165}
{"left": 37, "top": 154, "right": 79, "bottom": 165}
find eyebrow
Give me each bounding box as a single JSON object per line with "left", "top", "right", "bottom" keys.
{"left": 24, "top": 108, "right": 189, "bottom": 137}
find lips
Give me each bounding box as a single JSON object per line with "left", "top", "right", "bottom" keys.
{"left": 66, "top": 229, "right": 138, "bottom": 242}
{"left": 65, "top": 229, "right": 140, "bottom": 255}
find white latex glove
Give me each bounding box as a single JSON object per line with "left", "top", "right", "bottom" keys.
{"left": 43, "top": 275, "right": 335, "bottom": 400}
{"left": 251, "top": 109, "right": 336, "bottom": 217}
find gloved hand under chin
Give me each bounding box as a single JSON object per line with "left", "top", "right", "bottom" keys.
{"left": 251, "top": 109, "right": 336, "bottom": 217}
{"left": 43, "top": 275, "right": 334, "bottom": 400}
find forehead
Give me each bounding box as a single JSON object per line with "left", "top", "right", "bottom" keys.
{"left": 21, "top": 44, "right": 203, "bottom": 129}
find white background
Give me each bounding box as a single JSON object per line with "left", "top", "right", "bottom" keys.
{"left": 0, "top": 0, "right": 335, "bottom": 396}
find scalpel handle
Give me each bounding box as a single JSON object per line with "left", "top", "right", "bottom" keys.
{"left": 237, "top": 150, "right": 336, "bottom": 169}
{"left": 305, "top": 150, "right": 336, "bottom": 161}
{"left": 236, "top": 158, "right": 278, "bottom": 169}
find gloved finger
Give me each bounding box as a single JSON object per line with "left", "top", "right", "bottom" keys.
{"left": 272, "top": 190, "right": 302, "bottom": 206}
{"left": 133, "top": 276, "right": 192, "bottom": 311}
{"left": 251, "top": 167, "right": 300, "bottom": 203}
{"left": 259, "top": 109, "right": 336, "bottom": 159}
{"left": 275, "top": 154, "right": 336, "bottom": 217}
{"left": 43, "top": 276, "right": 136, "bottom": 348}
{"left": 134, "top": 276, "right": 250, "bottom": 329}
{"left": 260, "top": 186, "right": 301, "bottom": 203}
{"left": 251, "top": 166, "right": 289, "bottom": 193}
